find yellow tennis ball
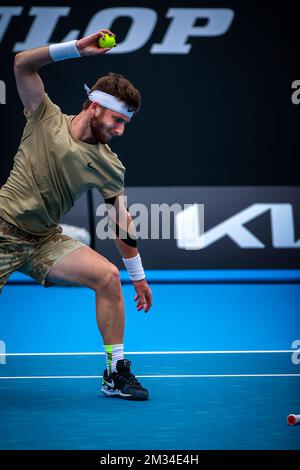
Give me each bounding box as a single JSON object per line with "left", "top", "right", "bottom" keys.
{"left": 98, "top": 33, "right": 116, "bottom": 48}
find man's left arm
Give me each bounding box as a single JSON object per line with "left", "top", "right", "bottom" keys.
{"left": 105, "top": 193, "right": 153, "bottom": 313}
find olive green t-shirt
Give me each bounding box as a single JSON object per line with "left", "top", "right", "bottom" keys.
{"left": 0, "top": 94, "right": 125, "bottom": 234}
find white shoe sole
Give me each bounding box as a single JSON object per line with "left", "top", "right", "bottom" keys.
{"left": 101, "top": 386, "right": 131, "bottom": 398}
{"left": 101, "top": 386, "right": 149, "bottom": 401}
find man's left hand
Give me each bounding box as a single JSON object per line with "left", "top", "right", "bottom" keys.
{"left": 133, "top": 279, "right": 152, "bottom": 313}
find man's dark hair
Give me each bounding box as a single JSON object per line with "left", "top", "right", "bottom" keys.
{"left": 82, "top": 72, "right": 141, "bottom": 112}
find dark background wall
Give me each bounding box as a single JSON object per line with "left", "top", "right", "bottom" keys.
{"left": 0, "top": 0, "right": 299, "bottom": 188}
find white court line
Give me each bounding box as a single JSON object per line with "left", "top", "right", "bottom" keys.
{"left": 0, "top": 350, "right": 295, "bottom": 357}
{"left": 0, "top": 374, "right": 300, "bottom": 380}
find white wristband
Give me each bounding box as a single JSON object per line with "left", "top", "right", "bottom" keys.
{"left": 122, "top": 254, "right": 145, "bottom": 282}
{"left": 49, "top": 40, "right": 81, "bottom": 62}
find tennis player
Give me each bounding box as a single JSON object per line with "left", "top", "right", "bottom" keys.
{"left": 0, "top": 29, "right": 152, "bottom": 401}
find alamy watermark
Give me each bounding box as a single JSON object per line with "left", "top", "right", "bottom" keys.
{"left": 291, "top": 340, "right": 300, "bottom": 365}
{"left": 0, "top": 80, "right": 6, "bottom": 104}
{"left": 291, "top": 80, "right": 300, "bottom": 105}
{"left": 95, "top": 197, "right": 204, "bottom": 245}
{"left": 0, "top": 339, "right": 6, "bottom": 365}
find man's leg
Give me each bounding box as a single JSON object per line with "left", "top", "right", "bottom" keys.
{"left": 0, "top": 217, "right": 33, "bottom": 296}
{"left": 46, "top": 245, "right": 125, "bottom": 345}
{"left": 46, "top": 244, "right": 148, "bottom": 400}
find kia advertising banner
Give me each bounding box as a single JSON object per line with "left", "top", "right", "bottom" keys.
{"left": 61, "top": 186, "right": 300, "bottom": 269}
{"left": 0, "top": 1, "right": 299, "bottom": 188}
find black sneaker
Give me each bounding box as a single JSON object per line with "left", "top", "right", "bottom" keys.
{"left": 101, "top": 359, "right": 149, "bottom": 401}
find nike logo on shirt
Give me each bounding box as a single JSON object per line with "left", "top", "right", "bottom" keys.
{"left": 87, "top": 162, "right": 99, "bottom": 172}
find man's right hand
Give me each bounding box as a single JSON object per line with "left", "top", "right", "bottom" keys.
{"left": 76, "top": 30, "right": 116, "bottom": 56}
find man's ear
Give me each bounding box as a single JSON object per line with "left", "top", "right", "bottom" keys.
{"left": 91, "top": 102, "right": 101, "bottom": 117}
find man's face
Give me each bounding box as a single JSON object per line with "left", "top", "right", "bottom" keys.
{"left": 90, "top": 104, "right": 130, "bottom": 144}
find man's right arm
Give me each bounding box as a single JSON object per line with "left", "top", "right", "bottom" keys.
{"left": 14, "top": 29, "right": 115, "bottom": 116}
{"left": 14, "top": 46, "right": 51, "bottom": 116}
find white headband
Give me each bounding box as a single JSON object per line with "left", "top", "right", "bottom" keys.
{"left": 84, "top": 84, "right": 134, "bottom": 118}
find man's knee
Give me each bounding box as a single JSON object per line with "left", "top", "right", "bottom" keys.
{"left": 94, "top": 263, "right": 121, "bottom": 293}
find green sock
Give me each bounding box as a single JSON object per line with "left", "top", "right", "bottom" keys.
{"left": 103, "top": 344, "right": 124, "bottom": 374}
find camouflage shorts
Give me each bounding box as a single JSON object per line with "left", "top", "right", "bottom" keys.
{"left": 0, "top": 217, "right": 85, "bottom": 293}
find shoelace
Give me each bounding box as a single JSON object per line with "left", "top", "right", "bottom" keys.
{"left": 117, "top": 370, "right": 143, "bottom": 388}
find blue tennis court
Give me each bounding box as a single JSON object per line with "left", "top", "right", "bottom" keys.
{"left": 0, "top": 270, "right": 299, "bottom": 450}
